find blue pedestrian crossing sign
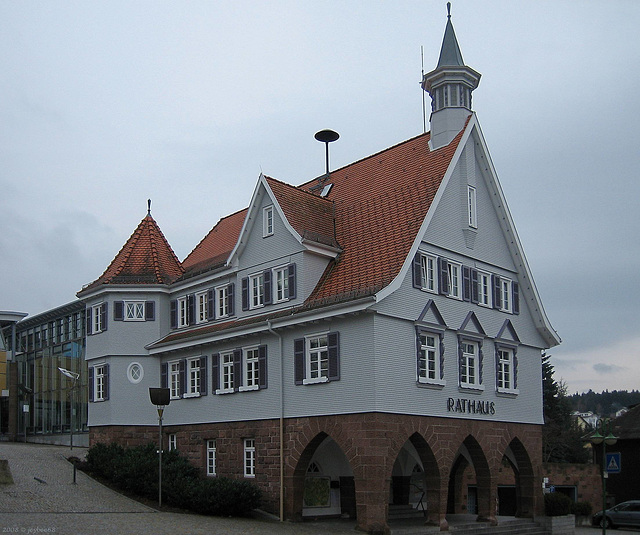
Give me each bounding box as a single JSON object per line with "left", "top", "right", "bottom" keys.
{"left": 606, "top": 452, "right": 621, "bottom": 474}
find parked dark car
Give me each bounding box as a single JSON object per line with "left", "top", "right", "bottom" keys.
{"left": 593, "top": 500, "right": 640, "bottom": 529}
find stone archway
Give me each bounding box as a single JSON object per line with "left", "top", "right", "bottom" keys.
{"left": 502, "top": 436, "right": 536, "bottom": 518}
{"left": 446, "top": 434, "right": 494, "bottom": 524}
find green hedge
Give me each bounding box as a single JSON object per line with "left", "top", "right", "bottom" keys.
{"left": 85, "top": 442, "right": 261, "bottom": 516}
{"left": 571, "top": 500, "right": 592, "bottom": 517}
{"left": 544, "top": 492, "right": 573, "bottom": 516}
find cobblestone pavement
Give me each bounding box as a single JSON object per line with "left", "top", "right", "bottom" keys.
{"left": 0, "top": 443, "right": 356, "bottom": 535}
{"left": 0, "top": 443, "right": 626, "bottom": 535}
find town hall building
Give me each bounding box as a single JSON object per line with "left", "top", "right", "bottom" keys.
{"left": 75, "top": 9, "right": 559, "bottom": 534}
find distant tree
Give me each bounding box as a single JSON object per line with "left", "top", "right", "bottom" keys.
{"left": 568, "top": 389, "right": 640, "bottom": 416}
{"left": 542, "top": 353, "right": 590, "bottom": 463}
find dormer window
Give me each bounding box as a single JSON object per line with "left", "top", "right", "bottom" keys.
{"left": 263, "top": 205, "right": 274, "bottom": 237}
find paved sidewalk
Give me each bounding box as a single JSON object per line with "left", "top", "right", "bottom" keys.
{"left": 0, "top": 443, "right": 355, "bottom": 535}
{"left": 0, "top": 443, "right": 624, "bottom": 535}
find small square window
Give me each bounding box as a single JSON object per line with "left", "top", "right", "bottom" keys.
{"left": 125, "top": 301, "right": 145, "bottom": 321}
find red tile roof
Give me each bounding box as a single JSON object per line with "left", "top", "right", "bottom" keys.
{"left": 78, "top": 214, "right": 183, "bottom": 294}
{"left": 302, "top": 130, "right": 463, "bottom": 306}
{"left": 265, "top": 176, "right": 338, "bottom": 247}
{"left": 181, "top": 208, "right": 248, "bottom": 276}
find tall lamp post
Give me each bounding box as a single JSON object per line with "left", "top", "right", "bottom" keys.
{"left": 149, "top": 387, "right": 170, "bottom": 508}
{"left": 589, "top": 418, "right": 617, "bottom": 535}
{"left": 58, "top": 367, "right": 79, "bottom": 450}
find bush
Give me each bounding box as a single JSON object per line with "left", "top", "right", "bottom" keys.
{"left": 85, "top": 442, "right": 261, "bottom": 516}
{"left": 571, "top": 501, "right": 592, "bottom": 517}
{"left": 544, "top": 492, "right": 573, "bottom": 516}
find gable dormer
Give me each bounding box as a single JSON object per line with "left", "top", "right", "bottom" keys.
{"left": 422, "top": 4, "right": 481, "bottom": 150}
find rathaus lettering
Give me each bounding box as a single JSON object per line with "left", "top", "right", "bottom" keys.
{"left": 447, "top": 397, "right": 495, "bottom": 415}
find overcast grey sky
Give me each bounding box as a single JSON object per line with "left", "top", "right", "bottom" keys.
{"left": 1, "top": 1, "right": 639, "bottom": 395}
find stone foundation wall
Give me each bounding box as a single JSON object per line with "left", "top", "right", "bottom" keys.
{"left": 91, "top": 413, "right": 543, "bottom": 533}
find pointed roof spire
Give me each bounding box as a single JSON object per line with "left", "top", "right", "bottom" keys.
{"left": 78, "top": 208, "right": 184, "bottom": 295}
{"left": 437, "top": 2, "right": 464, "bottom": 67}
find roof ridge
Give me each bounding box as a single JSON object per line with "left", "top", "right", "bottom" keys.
{"left": 298, "top": 131, "right": 432, "bottom": 190}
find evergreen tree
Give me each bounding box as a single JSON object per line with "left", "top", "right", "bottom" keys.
{"left": 542, "top": 353, "right": 590, "bottom": 463}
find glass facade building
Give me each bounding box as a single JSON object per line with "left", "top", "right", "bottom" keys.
{"left": 6, "top": 302, "right": 88, "bottom": 444}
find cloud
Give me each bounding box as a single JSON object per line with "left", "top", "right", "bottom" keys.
{"left": 552, "top": 336, "right": 640, "bottom": 394}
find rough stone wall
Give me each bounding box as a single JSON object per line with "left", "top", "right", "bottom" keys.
{"left": 90, "top": 413, "right": 543, "bottom": 533}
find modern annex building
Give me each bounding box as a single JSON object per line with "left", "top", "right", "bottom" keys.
{"left": 75, "top": 11, "right": 559, "bottom": 534}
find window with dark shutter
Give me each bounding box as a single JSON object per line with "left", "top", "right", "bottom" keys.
{"left": 439, "top": 258, "right": 449, "bottom": 295}
{"left": 170, "top": 300, "right": 177, "bottom": 329}
{"left": 287, "top": 264, "right": 297, "bottom": 300}
{"left": 161, "top": 363, "right": 168, "bottom": 389}
{"left": 145, "top": 301, "right": 155, "bottom": 321}
{"left": 228, "top": 283, "right": 235, "bottom": 316}
{"left": 233, "top": 349, "right": 242, "bottom": 392}
{"left": 327, "top": 332, "right": 340, "bottom": 381}
{"left": 471, "top": 269, "right": 479, "bottom": 303}
{"left": 114, "top": 301, "right": 124, "bottom": 321}
{"left": 86, "top": 310, "right": 92, "bottom": 336}
{"left": 413, "top": 253, "right": 422, "bottom": 289}
{"left": 512, "top": 282, "right": 520, "bottom": 315}
{"left": 462, "top": 266, "right": 471, "bottom": 302}
{"left": 263, "top": 269, "right": 272, "bottom": 305}
{"left": 241, "top": 278, "right": 249, "bottom": 311}
{"left": 179, "top": 359, "right": 186, "bottom": 398}
{"left": 100, "top": 303, "right": 107, "bottom": 332}
{"left": 103, "top": 364, "right": 110, "bottom": 400}
{"left": 187, "top": 294, "right": 195, "bottom": 325}
{"left": 211, "top": 353, "right": 220, "bottom": 393}
{"left": 492, "top": 275, "right": 502, "bottom": 310}
{"left": 258, "top": 345, "right": 267, "bottom": 389}
{"left": 294, "top": 338, "right": 305, "bottom": 385}
{"left": 207, "top": 289, "right": 215, "bottom": 321}
{"left": 200, "top": 357, "right": 208, "bottom": 396}
{"left": 88, "top": 367, "right": 94, "bottom": 402}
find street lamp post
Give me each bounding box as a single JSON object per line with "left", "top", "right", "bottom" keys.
{"left": 589, "top": 418, "right": 618, "bottom": 535}
{"left": 58, "top": 367, "right": 79, "bottom": 450}
{"left": 149, "top": 387, "right": 170, "bottom": 508}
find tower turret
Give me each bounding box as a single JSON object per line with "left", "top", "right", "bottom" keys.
{"left": 422, "top": 3, "right": 481, "bottom": 149}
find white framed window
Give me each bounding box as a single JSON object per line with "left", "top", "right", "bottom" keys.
{"left": 500, "top": 278, "right": 513, "bottom": 313}
{"left": 185, "top": 357, "right": 201, "bottom": 397}
{"left": 417, "top": 331, "right": 444, "bottom": 386}
{"left": 420, "top": 254, "right": 437, "bottom": 293}
{"left": 306, "top": 334, "right": 329, "bottom": 384}
{"left": 459, "top": 339, "right": 483, "bottom": 390}
{"left": 295, "top": 333, "right": 339, "bottom": 386}
{"left": 125, "top": 301, "right": 145, "bottom": 321}
{"left": 177, "top": 296, "right": 188, "bottom": 328}
{"left": 242, "top": 347, "right": 260, "bottom": 391}
{"left": 497, "top": 347, "right": 518, "bottom": 393}
{"left": 274, "top": 266, "right": 290, "bottom": 303}
{"left": 477, "top": 271, "right": 492, "bottom": 307}
{"left": 207, "top": 439, "right": 216, "bottom": 476}
{"left": 263, "top": 205, "right": 274, "bottom": 237}
{"left": 196, "top": 291, "right": 208, "bottom": 324}
{"left": 216, "top": 284, "right": 231, "bottom": 318}
{"left": 94, "top": 364, "right": 106, "bottom": 401}
{"left": 220, "top": 352, "right": 235, "bottom": 393}
{"left": 169, "top": 361, "right": 181, "bottom": 399}
{"left": 168, "top": 434, "right": 177, "bottom": 451}
{"left": 127, "top": 362, "right": 144, "bottom": 384}
{"left": 467, "top": 185, "right": 477, "bottom": 228}
{"left": 447, "top": 262, "right": 462, "bottom": 300}
{"left": 92, "top": 304, "right": 105, "bottom": 334}
{"left": 250, "top": 273, "right": 265, "bottom": 309}
{"left": 244, "top": 438, "right": 256, "bottom": 478}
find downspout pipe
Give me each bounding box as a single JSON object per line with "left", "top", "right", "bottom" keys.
{"left": 267, "top": 320, "right": 284, "bottom": 522}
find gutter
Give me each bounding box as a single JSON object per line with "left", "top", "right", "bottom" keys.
{"left": 267, "top": 320, "right": 284, "bottom": 522}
